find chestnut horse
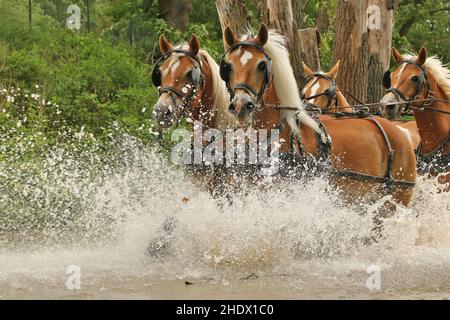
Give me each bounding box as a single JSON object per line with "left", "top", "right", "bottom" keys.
{"left": 221, "top": 24, "right": 417, "bottom": 208}
{"left": 301, "top": 61, "right": 353, "bottom": 113}
{"left": 151, "top": 33, "right": 242, "bottom": 190}
{"left": 152, "top": 33, "right": 237, "bottom": 131}
{"left": 380, "top": 47, "right": 450, "bottom": 187}
{"left": 302, "top": 62, "right": 421, "bottom": 151}
{"left": 148, "top": 34, "right": 239, "bottom": 257}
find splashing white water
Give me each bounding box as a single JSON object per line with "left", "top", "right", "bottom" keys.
{"left": 0, "top": 131, "right": 449, "bottom": 299}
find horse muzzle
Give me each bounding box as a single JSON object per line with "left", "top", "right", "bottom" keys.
{"left": 380, "top": 93, "right": 402, "bottom": 120}
{"left": 228, "top": 95, "right": 256, "bottom": 120}
{"left": 153, "top": 102, "right": 178, "bottom": 128}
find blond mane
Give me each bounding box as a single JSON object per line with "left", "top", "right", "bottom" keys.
{"left": 264, "top": 30, "right": 324, "bottom": 139}
{"left": 200, "top": 49, "right": 238, "bottom": 130}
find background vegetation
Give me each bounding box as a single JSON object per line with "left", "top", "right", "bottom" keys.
{"left": 0, "top": 0, "right": 448, "bottom": 146}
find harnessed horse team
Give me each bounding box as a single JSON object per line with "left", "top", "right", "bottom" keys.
{"left": 151, "top": 23, "right": 450, "bottom": 214}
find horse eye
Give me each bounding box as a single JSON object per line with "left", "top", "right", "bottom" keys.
{"left": 186, "top": 70, "right": 193, "bottom": 79}
{"left": 258, "top": 61, "right": 266, "bottom": 70}
{"left": 411, "top": 75, "right": 419, "bottom": 82}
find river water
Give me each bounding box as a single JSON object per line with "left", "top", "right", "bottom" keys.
{"left": 0, "top": 133, "right": 449, "bottom": 299}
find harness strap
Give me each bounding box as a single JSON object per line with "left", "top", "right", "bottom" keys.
{"left": 155, "top": 49, "right": 204, "bottom": 74}
{"left": 288, "top": 114, "right": 415, "bottom": 189}
{"left": 315, "top": 119, "right": 332, "bottom": 160}
{"left": 234, "top": 83, "right": 259, "bottom": 97}
{"left": 366, "top": 116, "right": 397, "bottom": 189}
{"left": 220, "top": 42, "right": 272, "bottom": 104}
{"left": 291, "top": 127, "right": 306, "bottom": 162}
{"left": 330, "top": 170, "right": 416, "bottom": 188}
{"left": 386, "top": 60, "right": 431, "bottom": 110}
{"left": 153, "top": 49, "right": 205, "bottom": 104}
{"left": 303, "top": 73, "right": 337, "bottom": 110}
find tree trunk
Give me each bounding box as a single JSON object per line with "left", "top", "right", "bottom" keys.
{"left": 252, "top": 0, "right": 268, "bottom": 22}
{"left": 298, "top": 28, "right": 321, "bottom": 71}
{"left": 316, "top": 0, "right": 331, "bottom": 35}
{"left": 216, "top": 0, "right": 251, "bottom": 47}
{"left": 263, "top": 0, "right": 305, "bottom": 87}
{"left": 367, "top": 0, "right": 398, "bottom": 103}
{"left": 332, "top": 0, "right": 369, "bottom": 104}
{"left": 158, "top": 0, "right": 192, "bottom": 32}
{"left": 291, "top": 0, "right": 304, "bottom": 29}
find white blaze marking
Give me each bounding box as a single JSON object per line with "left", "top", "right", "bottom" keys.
{"left": 394, "top": 63, "right": 407, "bottom": 86}
{"left": 170, "top": 60, "right": 180, "bottom": 73}
{"left": 240, "top": 50, "right": 253, "bottom": 66}
{"left": 309, "top": 81, "right": 321, "bottom": 103}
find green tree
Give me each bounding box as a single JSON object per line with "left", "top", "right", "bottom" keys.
{"left": 394, "top": 0, "right": 450, "bottom": 61}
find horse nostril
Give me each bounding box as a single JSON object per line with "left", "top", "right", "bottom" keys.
{"left": 245, "top": 102, "right": 255, "bottom": 112}
{"left": 229, "top": 103, "right": 236, "bottom": 113}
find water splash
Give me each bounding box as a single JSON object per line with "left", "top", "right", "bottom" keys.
{"left": 0, "top": 128, "right": 449, "bottom": 298}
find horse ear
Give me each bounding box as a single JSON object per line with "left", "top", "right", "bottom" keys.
{"left": 328, "top": 60, "right": 340, "bottom": 80}
{"left": 416, "top": 46, "right": 427, "bottom": 66}
{"left": 302, "top": 62, "right": 314, "bottom": 76}
{"left": 224, "top": 26, "right": 237, "bottom": 48}
{"left": 256, "top": 23, "right": 269, "bottom": 46}
{"left": 392, "top": 47, "right": 403, "bottom": 64}
{"left": 189, "top": 33, "right": 201, "bottom": 56}
{"left": 159, "top": 35, "right": 173, "bottom": 55}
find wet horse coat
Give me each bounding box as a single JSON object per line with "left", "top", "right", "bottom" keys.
{"left": 221, "top": 24, "right": 417, "bottom": 207}
{"left": 302, "top": 62, "right": 421, "bottom": 151}
{"left": 152, "top": 34, "right": 237, "bottom": 131}
{"left": 381, "top": 47, "right": 450, "bottom": 188}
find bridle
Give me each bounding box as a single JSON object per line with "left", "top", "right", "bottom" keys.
{"left": 302, "top": 73, "right": 337, "bottom": 110}
{"left": 151, "top": 49, "right": 205, "bottom": 113}
{"left": 384, "top": 60, "right": 450, "bottom": 164}
{"left": 219, "top": 42, "right": 273, "bottom": 104}
{"left": 383, "top": 60, "right": 432, "bottom": 110}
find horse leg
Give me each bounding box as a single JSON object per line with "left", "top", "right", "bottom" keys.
{"left": 437, "top": 173, "right": 450, "bottom": 192}
{"left": 365, "top": 185, "right": 414, "bottom": 245}
{"left": 390, "top": 185, "right": 414, "bottom": 208}
{"left": 146, "top": 217, "right": 177, "bottom": 258}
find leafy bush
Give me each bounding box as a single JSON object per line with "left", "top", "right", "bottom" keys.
{"left": 0, "top": 0, "right": 157, "bottom": 141}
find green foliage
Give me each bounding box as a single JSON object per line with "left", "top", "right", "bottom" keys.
{"left": 0, "top": 0, "right": 157, "bottom": 142}
{"left": 394, "top": 0, "right": 449, "bottom": 62}
{"left": 0, "top": 0, "right": 447, "bottom": 145}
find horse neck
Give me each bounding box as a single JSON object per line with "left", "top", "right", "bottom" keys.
{"left": 256, "top": 82, "right": 305, "bottom": 154}
{"left": 413, "top": 71, "right": 450, "bottom": 154}
{"left": 255, "top": 81, "right": 282, "bottom": 129}
{"left": 189, "top": 54, "right": 216, "bottom": 129}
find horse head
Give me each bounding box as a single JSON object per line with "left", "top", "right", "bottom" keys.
{"left": 380, "top": 47, "right": 429, "bottom": 120}
{"left": 152, "top": 34, "right": 205, "bottom": 127}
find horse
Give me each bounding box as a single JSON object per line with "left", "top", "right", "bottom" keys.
{"left": 302, "top": 61, "right": 421, "bottom": 151}
{"left": 220, "top": 23, "right": 417, "bottom": 211}
{"left": 149, "top": 33, "right": 238, "bottom": 257}
{"left": 151, "top": 33, "right": 241, "bottom": 190}
{"left": 380, "top": 47, "right": 450, "bottom": 187}
{"left": 301, "top": 61, "right": 353, "bottom": 113}
{"left": 152, "top": 33, "right": 236, "bottom": 131}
